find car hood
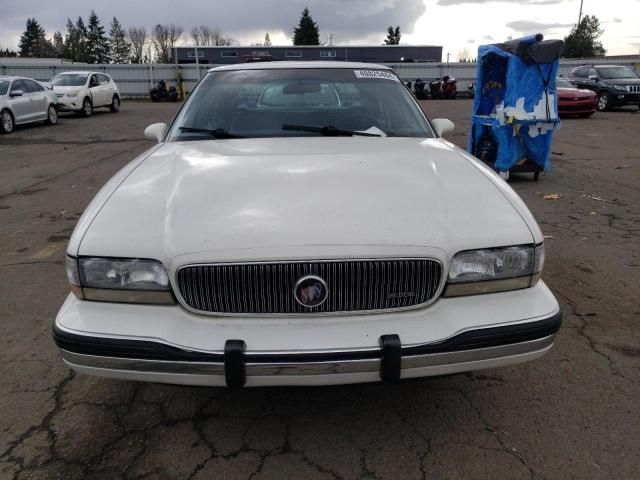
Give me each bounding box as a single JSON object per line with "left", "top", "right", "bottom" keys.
{"left": 557, "top": 87, "right": 595, "bottom": 98}
{"left": 52, "top": 85, "right": 85, "bottom": 92}
{"left": 602, "top": 78, "right": 640, "bottom": 85}
{"left": 77, "top": 137, "right": 536, "bottom": 266}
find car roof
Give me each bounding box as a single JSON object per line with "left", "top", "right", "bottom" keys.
{"left": 54, "top": 71, "right": 108, "bottom": 76}
{"left": 0, "top": 76, "right": 28, "bottom": 81}
{"left": 209, "top": 61, "right": 393, "bottom": 73}
{"left": 572, "top": 64, "right": 627, "bottom": 69}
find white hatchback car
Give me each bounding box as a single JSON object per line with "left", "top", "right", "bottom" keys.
{"left": 50, "top": 71, "right": 120, "bottom": 116}
{"left": 0, "top": 76, "right": 58, "bottom": 133}
{"left": 54, "top": 62, "right": 561, "bottom": 388}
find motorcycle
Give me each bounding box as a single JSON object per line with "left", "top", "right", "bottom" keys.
{"left": 467, "top": 81, "right": 475, "bottom": 98}
{"left": 150, "top": 80, "right": 178, "bottom": 102}
{"left": 413, "top": 78, "right": 428, "bottom": 100}
{"left": 429, "top": 76, "right": 458, "bottom": 99}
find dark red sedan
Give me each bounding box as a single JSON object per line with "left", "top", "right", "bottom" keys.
{"left": 557, "top": 77, "right": 597, "bottom": 117}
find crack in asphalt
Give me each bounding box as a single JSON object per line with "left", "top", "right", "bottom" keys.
{"left": 451, "top": 387, "right": 535, "bottom": 480}
{"left": 553, "top": 288, "right": 629, "bottom": 381}
{"left": 0, "top": 141, "right": 148, "bottom": 201}
{"left": 0, "top": 260, "right": 63, "bottom": 269}
{"left": 1, "top": 370, "right": 75, "bottom": 478}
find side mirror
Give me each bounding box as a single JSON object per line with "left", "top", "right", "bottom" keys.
{"left": 10, "top": 90, "right": 24, "bottom": 97}
{"left": 431, "top": 118, "right": 455, "bottom": 137}
{"left": 144, "top": 123, "right": 168, "bottom": 143}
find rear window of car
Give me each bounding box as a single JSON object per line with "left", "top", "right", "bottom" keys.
{"left": 98, "top": 74, "right": 110, "bottom": 85}
{"left": 258, "top": 82, "right": 340, "bottom": 108}
{"left": 597, "top": 67, "right": 639, "bottom": 79}
{"left": 52, "top": 74, "right": 88, "bottom": 86}
{"left": 0, "top": 80, "right": 9, "bottom": 95}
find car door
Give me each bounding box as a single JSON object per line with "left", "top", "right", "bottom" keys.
{"left": 88, "top": 74, "right": 102, "bottom": 106}
{"left": 569, "top": 68, "right": 587, "bottom": 89}
{"left": 23, "top": 79, "right": 47, "bottom": 120}
{"left": 8, "top": 80, "right": 31, "bottom": 123}
{"left": 580, "top": 68, "right": 600, "bottom": 93}
{"left": 98, "top": 74, "right": 114, "bottom": 105}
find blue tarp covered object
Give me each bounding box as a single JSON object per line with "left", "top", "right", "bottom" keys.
{"left": 468, "top": 34, "right": 564, "bottom": 172}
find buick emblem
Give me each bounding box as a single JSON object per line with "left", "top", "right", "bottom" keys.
{"left": 294, "top": 275, "right": 328, "bottom": 308}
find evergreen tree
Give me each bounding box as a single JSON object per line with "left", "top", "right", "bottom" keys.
{"left": 109, "top": 17, "right": 131, "bottom": 63}
{"left": 0, "top": 49, "right": 18, "bottom": 57}
{"left": 264, "top": 32, "right": 272, "bottom": 46}
{"left": 18, "top": 18, "right": 56, "bottom": 57}
{"left": 87, "top": 10, "right": 110, "bottom": 63}
{"left": 563, "top": 15, "right": 606, "bottom": 58}
{"left": 293, "top": 8, "right": 320, "bottom": 45}
{"left": 53, "top": 31, "right": 65, "bottom": 58}
{"left": 384, "top": 26, "right": 401, "bottom": 45}
{"left": 67, "top": 17, "right": 89, "bottom": 62}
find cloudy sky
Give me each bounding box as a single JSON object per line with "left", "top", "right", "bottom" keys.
{"left": 1, "top": 0, "right": 638, "bottom": 60}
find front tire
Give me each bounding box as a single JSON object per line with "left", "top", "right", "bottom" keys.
{"left": 81, "top": 97, "right": 93, "bottom": 117}
{"left": 46, "top": 105, "right": 58, "bottom": 125}
{"left": 597, "top": 92, "right": 610, "bottom": 111}
{"left": 109, "top": 95, "right": 120, "bottom": 113}
{"left": 0, "top": 109, "right": 14, "bottom": 134}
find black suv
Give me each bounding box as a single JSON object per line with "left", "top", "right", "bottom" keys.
{"left": 567, "top": 65, "right": 640, "bottom": 111}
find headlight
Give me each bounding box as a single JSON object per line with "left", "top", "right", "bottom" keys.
{"left": 613, "top": 84, "right": 628, "bottom": 92}
{"left": 67, "top": 256, "right": 175, "bottom": 304}
{"left": 66, "top": 89, "right": 80, "bottom": 97}
{"left": 444, "top": 244, "right": 544, "bottom": 297}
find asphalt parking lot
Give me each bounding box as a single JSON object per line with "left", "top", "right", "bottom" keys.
{"left": 0, "top": 100, "right": 638, "bottom": 480}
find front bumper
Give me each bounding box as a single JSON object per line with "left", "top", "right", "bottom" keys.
{"left": 56, "top": 98, "right": 82, "bottom": 111}
{"left": 53, "top": 282, "right": 561, "bottom": 387}
{"left": 558, "top": 98, "right": 597, "bottom": 114}
{"left": 611, "top": 92, "right": 640, "bottom": 106}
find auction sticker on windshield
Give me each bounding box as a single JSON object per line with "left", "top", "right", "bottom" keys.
{"left": 353, "top": 70, "right": 400, "bottom": 82}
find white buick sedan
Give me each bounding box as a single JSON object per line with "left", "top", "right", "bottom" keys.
{"left": 54, "top": 62, "right": 561, "bottom": 387}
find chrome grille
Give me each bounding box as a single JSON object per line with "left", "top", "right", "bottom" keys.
{"left": 176, "top": 259, "right": 442, "bottom": 315}
{"left": 629, "top": 85, "right": 639, "bottom": 94}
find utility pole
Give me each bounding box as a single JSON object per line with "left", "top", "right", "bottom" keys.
{"left": 577, "top": 0, "right": 584, "bottom": 26}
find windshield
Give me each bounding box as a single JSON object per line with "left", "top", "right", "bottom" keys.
{"left": 169, "top": 68, "right": 433, "bottom": 141}
{"left": 556, "top": 78, "right": 574, "bottom": 88}
{"left": 52, "top": 74, "right": 88, "bottom": 86}
{"left": 0, "top": 80, "right": 9, "bottom": 96}
{"left": 597, "top": 67, "right": 638, "bottom": 80}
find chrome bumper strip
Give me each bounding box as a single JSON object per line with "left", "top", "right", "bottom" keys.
{"left": 60, "top": 335, "right": 555, "bottom": 378}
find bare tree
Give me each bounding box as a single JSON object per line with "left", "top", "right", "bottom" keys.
{"left": 128, "top": 27, "right": 147, "bottom": 63}
{"left": 190, "top": 27, "right": 200, "bottom": 46}
{"left": 199, "top": 25, "right": 212, "bottom": 46}
{"left": 191, "top": 25, "right": 213, "bottom": 46}
{"left": 152, "top": 24, "right": 183, "bottom": 63}
{"left": 211, "top": 29, "right": 234, "bottom": 46}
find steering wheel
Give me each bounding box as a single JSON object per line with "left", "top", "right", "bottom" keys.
{"left": 334, "top": 113, "right": 384, "bottom": 131}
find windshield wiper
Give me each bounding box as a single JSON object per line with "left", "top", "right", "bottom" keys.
{"left": 178, "top": 127, "right": 246, "bottom": 139}
{"left": 282, "top": 124, "right": 382, "bottom": 137}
